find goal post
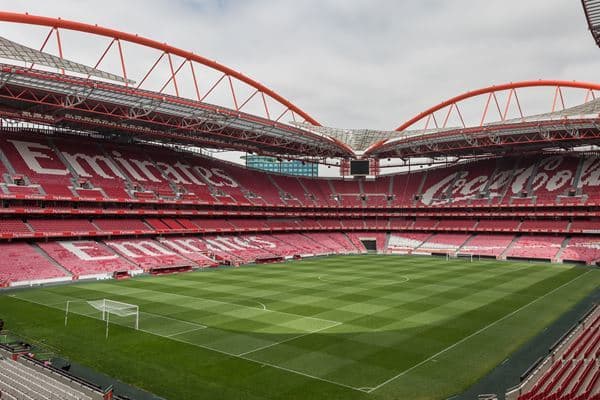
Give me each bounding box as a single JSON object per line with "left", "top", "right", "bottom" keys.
{"left": 65, "top": 299, "right": 140, "bottom": 338}
{"left": 456, "top": 253, "right": 474, "bottom": 262}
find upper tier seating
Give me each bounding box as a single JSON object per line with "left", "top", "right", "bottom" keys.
{"left": 298, "top": 177, "right": 337, "bottom": 207}
{"left": 269, "top": 175, "right": 310, "bottom": 206}
{"left": 506, "top": 236, "right": 564, "bottom": 260}
{"left": 390, "top": 171, "right": 423, "bottom": 206}
{"left": 2, "top": 133, "right": 600, "bottom": 209}
{"left": 0, "top": 134, "right": 74, "bottom": 197}
{"left": 52, "top": 138, "right": 131, "bottom": 199}
{"left": 0, "top": 243, "right": 67, "bottom": 284}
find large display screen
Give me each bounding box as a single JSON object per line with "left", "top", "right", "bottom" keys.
{"left": 350, "top": 160, "right": 370, "bottom": 175}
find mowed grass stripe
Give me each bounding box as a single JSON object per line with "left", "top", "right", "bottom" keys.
{"left": 2, "top": 255, "right": 597, "bottom": 400}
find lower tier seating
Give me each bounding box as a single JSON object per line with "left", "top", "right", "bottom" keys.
{"left": 505, "top": 236, "right": 565, "bottom": 260}
{"left": 1, "top": 232, "right": 599, "bottom": 285}
{"left": 510, "top": 307, "right": 600, "bottom": 400}
{"left": 0, "top": 243, "right": 68, "bottom": 285}
{"left": 38, "top": 241, "right": 138, "bottom": 276}
{"left": 459, "top": 234, "right": 516, "bottom": 257}
{"left": 561, "top": 237, "right": 600, "bottom": 263}
{"left": 0, "top": 357, "right": 95, "bottom": 400}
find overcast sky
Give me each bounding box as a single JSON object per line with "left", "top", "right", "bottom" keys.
{"left": 0, "top": 0, "right": 598, "bottom": 131}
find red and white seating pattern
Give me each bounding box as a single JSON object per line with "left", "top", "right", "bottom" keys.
{"left": 561, "top": 238, "right": 600, "bottom": 263}
{"left": 388, "top": 233, "right": 432, "bottom": 252}
{"left": 505, "top": 236, "right": 564, "bottom": 260}
{"left": 459, "top": 235, "right": 516, "bottom": 257}
{"left": 38, "top": 241, "right": 137, "bottom": 276}
{"left": 512, "top": 307, "right": 600, "bottom": 400}
{"left": 0, "top": 357, "right": 96, "bottom": 400}
{"left": 3, "top": 133, "right": 600, "bottom": 209}
{"left": 417, "top": 234, "right": 471, "bottom": 253}
{"left": 0, "top": 243, "right": 68, "bottom": 286}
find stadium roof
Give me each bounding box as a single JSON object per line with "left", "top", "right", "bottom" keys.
{"left": 0, "top": 12, "right": 600, "bottom": 161}
{"left": 582, "top": 0, "right": 600, "bottom": 47}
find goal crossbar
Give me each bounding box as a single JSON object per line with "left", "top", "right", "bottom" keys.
{"left": 65, "top": 298, "right": 139, "bottom": 336}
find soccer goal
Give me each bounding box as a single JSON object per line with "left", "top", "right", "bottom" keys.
{"left": 65, "top": 299, "right": 139, "bottom": 338}
{"left": 456, "top": 253, "right": 475, "bottom": 262}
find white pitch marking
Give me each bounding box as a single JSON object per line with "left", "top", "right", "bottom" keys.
{"left": 318, "top": 275, "right": 409, "bottom": 285}
{"left": 238, "top": 321, "right": 342, "bottom": 357}
{"left": 165, "top": 327, "right": 207, "bottom": 338}
{"left": 366, "top": 270, "right": 594, "bottom": 393}
{"left": 10, "top": 293, "right": 363, "bottom": 392}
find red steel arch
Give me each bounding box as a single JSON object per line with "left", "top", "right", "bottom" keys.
{"left": 0, "top": 11, "right": 321, "bottom": 126}
{"left": 395, "top": 80, "right": 600, "bottom": 132}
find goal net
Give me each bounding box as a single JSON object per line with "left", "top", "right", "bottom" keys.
{"left": 88, "top": 299, "right": 139, "bottom": 330}
{"left": 65, "top": 299, "right": 139, "bottom": 335}
{"left": 456, "top": 253, "right": 475, "bottom": 262}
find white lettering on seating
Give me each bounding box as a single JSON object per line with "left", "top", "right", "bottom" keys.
{"left": 156, "top": 162, "right": 191, "bottom": 185}
{"left": 579, "top": 157, "right": 600, "bottom": 188}
{"left": 174, "top": 162, "right": 205, "bottom": 186}
{"left": 457, "top": 175, "right": 487, "bottom": 196}
{"left": 61, "top": 152, "right": 125, "bottom": 179}
{"left": 59, "top": 241, "right": 119, "bottom": 261}
{"left": 212, "top": 169, "right": 238, "bottom": 188}
{"left": 232, "top": 237, "right": 258, "bottom": 249}
{"left": 248, "top": 236, "right": 276, "bottom": 249}
{"left": 511, "top": 165, "right": 535, "bottom": 194}
{"left": 158, "top": 238, "right": 203, "bottom": 253}
{"left": 130, "top": 159, "right": 162, "bottom": 183}
{"left": 111, "top": 152, "right": 147, "bottom": 181}
{"left": 8, "top": 140, "right": 69, "bottom": 175}
{"left": 203, "top": 239, "right": 230, "bottom": 251}
{"left": 421, "top": 173, "right": 458, "bottom": 205}
{"left": 108, "top": 241, "right": 175, "bottom": 257}
{"left": 193, "top": 167, "right": 238, "bottom": 188}
{"left": 214, "top": 237, "right": 245, "bottom": 250}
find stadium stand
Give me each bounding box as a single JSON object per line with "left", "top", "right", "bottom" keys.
{"left": 0, "top": 356, "right": 99, "bottom": 400}
{"left": 38, "top": 241, "right": 139, "bottom": 277}
{"left": 458, "top": 234, "right": 516, "bottom": 258}
{"left": 0, "top": 243, "right": 68, "bottom": 286}
{"left": 1, "top": 132, "right": 600, "bottom": 284}
{"left": 507, "top": 306, "right": 600, "bottom": 400}
{"left": 417, "top": 233, "right": 471, "bottom": 253}
{"left": 505, "top": 236, "right": 565, "bottom": 261}
{"left": 561, "top": 237, "right": 600, "bottom": 264}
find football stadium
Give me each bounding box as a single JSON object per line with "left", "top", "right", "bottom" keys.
{"left": 0, "top": 2, "right": 599, "bottom": 400}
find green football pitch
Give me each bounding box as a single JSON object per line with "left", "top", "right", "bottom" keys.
{"left": 1, "top": 255, "right": 599, "bottom": 400}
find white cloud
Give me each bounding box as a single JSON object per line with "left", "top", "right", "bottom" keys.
{"left": 0, "top": 0, "right": 597, "bottom": 131}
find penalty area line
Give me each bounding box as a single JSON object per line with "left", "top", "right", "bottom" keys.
{"left": 366, "top": 269, "right": 594, "bottom": 393}
{"left": 12, "top": 293, "right": 364, "bottom": 392}
{"left": 237, "top": 321, "right": 342, "bottom": 357}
